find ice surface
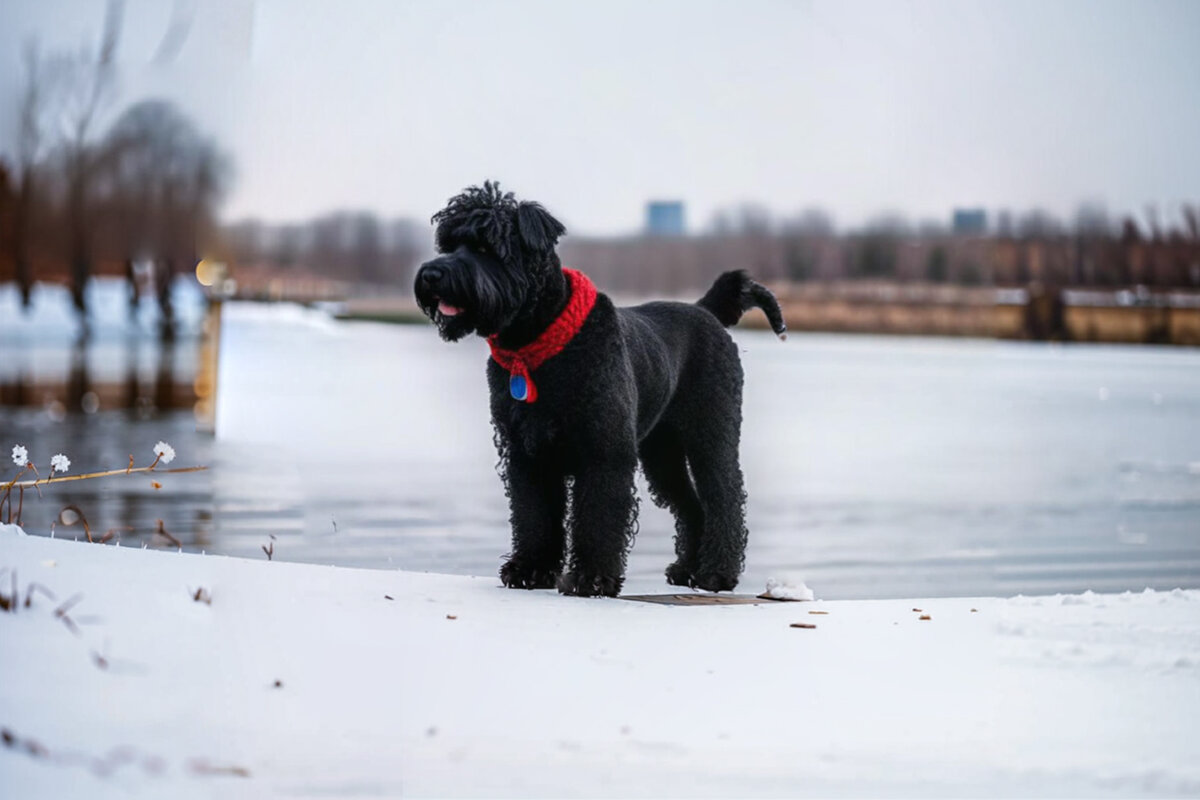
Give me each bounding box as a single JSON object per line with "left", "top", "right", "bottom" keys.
{"left": 207, "top": 302, "right": 1200, "bottom": 599}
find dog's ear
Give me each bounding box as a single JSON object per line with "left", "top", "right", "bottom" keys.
{"left": 515, "top": 201, "right": 566, "bottom": 256}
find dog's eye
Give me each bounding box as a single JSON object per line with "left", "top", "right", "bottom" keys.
{"left": 471, "top": 244, "right": 488, "bottom": 255}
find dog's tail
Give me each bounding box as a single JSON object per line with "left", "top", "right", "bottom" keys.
{"left": 696, "top": 270, "right": 787, "bottom": 340}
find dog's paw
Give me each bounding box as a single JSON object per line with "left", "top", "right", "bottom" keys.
{"left": 500, "top": 559, "right": 559, "bottom": 590}
{"left": 665, "top": 561, "right": 694, "bottom": 587}
{"left": 689, "top": 572, "right": 738, "bottom": 593}
{"left": 557, "top": 572, "right": 622, "bottom": 598}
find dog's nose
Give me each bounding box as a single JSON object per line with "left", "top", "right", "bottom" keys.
{"left": 419, "top": 265, "right": 444, "bottom": 288}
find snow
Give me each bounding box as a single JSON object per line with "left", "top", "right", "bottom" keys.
{"left": 3, "top": 529, "right": 1199, "bottom": 797}
{"left": 761, "top": 574, "right": 815, "bottom": 601}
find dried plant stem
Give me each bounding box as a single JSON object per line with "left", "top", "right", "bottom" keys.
{"left": 2, "top": 464, "right": 33, "bottom": 493}
{"left": 8, "top": 464, "right": 207, "bottom": 490}
{"left": 154, "top": 519, "right": 181, "bottom": 548}
{"left": 60, "top": 505, "right": 93, "bottom": 542}
{"left": 2, "top": 464, "right": 33, "bottom": 522}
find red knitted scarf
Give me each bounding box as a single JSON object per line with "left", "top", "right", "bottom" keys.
{"left": 487, "top": 268, "right": 597, "bottom": 403}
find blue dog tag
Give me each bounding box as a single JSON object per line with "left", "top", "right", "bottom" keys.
{"left": 509, "top": 375, "right": 528, "bottom": 401}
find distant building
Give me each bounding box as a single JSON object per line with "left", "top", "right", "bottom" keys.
{"left": 645, "top": 201, "right": 686, "bottom": 236}
{"left": 952, "top": 208, "right": 988, "bottom": 236}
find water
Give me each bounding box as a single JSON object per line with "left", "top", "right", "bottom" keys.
{"left": 4, "top": 288, "right": 1199, "bottom": 599}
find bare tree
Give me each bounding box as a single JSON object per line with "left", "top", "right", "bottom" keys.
{"left": 1182, "top": 204, "right": 1199, "bottom": 242}
{"left": 52, "top": 0, "right": 123, "bottom": 321}
{"left": 12, "top": 40, "right": 60, "bottom": 310}
{"left": 101, "top": 98, "right": 232, "bottom": 336}
{"left": 1142, "top": 204, "right": 1164, "bottom": 245}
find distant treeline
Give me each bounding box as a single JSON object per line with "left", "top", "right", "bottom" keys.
{"left": 221, "top": 214, "right": 426, "bottom": 288}
{"left": 217, "top": 203, "right": 1200, "bottom": 296}
{"left": 565, "top": 205, "right": 1200, "bottom": 295}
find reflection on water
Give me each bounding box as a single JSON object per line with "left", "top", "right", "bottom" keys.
{"left": 1, "top": 408, "right": 213, "bottom": 548}
{"left": 0, "top": 331, "right": 197, "bottom": 414}
{"left": 0, "top": 280, "right": 211, "bottom": 547}
{"left": 4, "top": 286, "right": 1200, "bottom": 600}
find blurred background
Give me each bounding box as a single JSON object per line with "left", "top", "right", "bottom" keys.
{"left": 1, "top": 0, "right": 1198, "bottom": 599}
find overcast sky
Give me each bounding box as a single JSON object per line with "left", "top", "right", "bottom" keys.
{"left": 1, "top": 0, "right": 1198, "bottom": 235}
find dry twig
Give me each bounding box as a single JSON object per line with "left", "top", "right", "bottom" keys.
{"left": 7, "top": 464, "right": 208, "bottom": 490}
{"left": 24, "top": 582, "right": 56, "bottom": 608}
{"left": 54, "top": 593, "right": 84, "bottom": 635}
{"left": 189, "top": 759, "right": 251, "bottom": 778}
{"left": 58, "top": 505, "right": 92, "bottom": 542}
{"left": 154, "top": 519, "right": 181, "bottom": 548}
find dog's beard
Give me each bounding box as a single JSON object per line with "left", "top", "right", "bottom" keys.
{"left": 415, "top": 255, "right": 526, "bottom": 341}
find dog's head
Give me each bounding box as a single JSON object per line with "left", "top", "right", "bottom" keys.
{"left": 414, "top": 181, "right": 566, "bottom": 341}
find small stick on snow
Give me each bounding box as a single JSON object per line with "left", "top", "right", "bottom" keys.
{"left": 54, "top": 593, "right": 84, "bottom": 635}
{"left": 0, "top": 570, "right": 16, "bottom": 613}
{"left": 54, "top": 593, "right": 84, "bottom": 617}
{"left": 24, "top": 582, "right": 56, "bottom": 608}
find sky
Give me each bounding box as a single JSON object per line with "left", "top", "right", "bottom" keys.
{"left": 1, "top": 0, "right": 1198, "bottom": 235}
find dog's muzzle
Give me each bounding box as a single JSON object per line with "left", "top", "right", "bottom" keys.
{"left": 416, "top": 262, "right": 463, "bottom": 317}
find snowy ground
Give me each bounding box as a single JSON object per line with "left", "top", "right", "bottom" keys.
{"left": 2, "top": 525, "right": 1199, "bottom": 798}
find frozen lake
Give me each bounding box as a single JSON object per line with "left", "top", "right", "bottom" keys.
{"left": 5, "top": 291, "right": 1200, "bottom": 599}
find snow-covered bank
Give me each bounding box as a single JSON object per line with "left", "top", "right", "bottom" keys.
{"left": 2, "top": 529, "right": 1199, "bottom": 798}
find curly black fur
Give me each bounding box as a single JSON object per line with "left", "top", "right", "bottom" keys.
{"left": 415, "top": 182, "right": 784, "bottom": 597}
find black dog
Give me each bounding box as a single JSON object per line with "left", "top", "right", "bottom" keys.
{"left": 414, "top": 182, "right": 785, "bottom": 597}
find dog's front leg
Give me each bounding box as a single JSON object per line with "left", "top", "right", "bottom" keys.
{"left": 558, "top": 449, "right": 638, "bottom": 598}
{"left": 499, "top": 449, "right": 567, "bottom": 590}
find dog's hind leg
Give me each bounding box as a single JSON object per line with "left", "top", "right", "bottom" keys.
{"left": 499, "top": 450, "right": 567, "bottom": 590}
{"left": 683, "top": 416, "right": 748, "bottom": 593}
{"left": 558, "top": 448, "right": 638, "bottom": 598}
{"left": 639, "top": 425, "right": 705, "bottom": 587}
